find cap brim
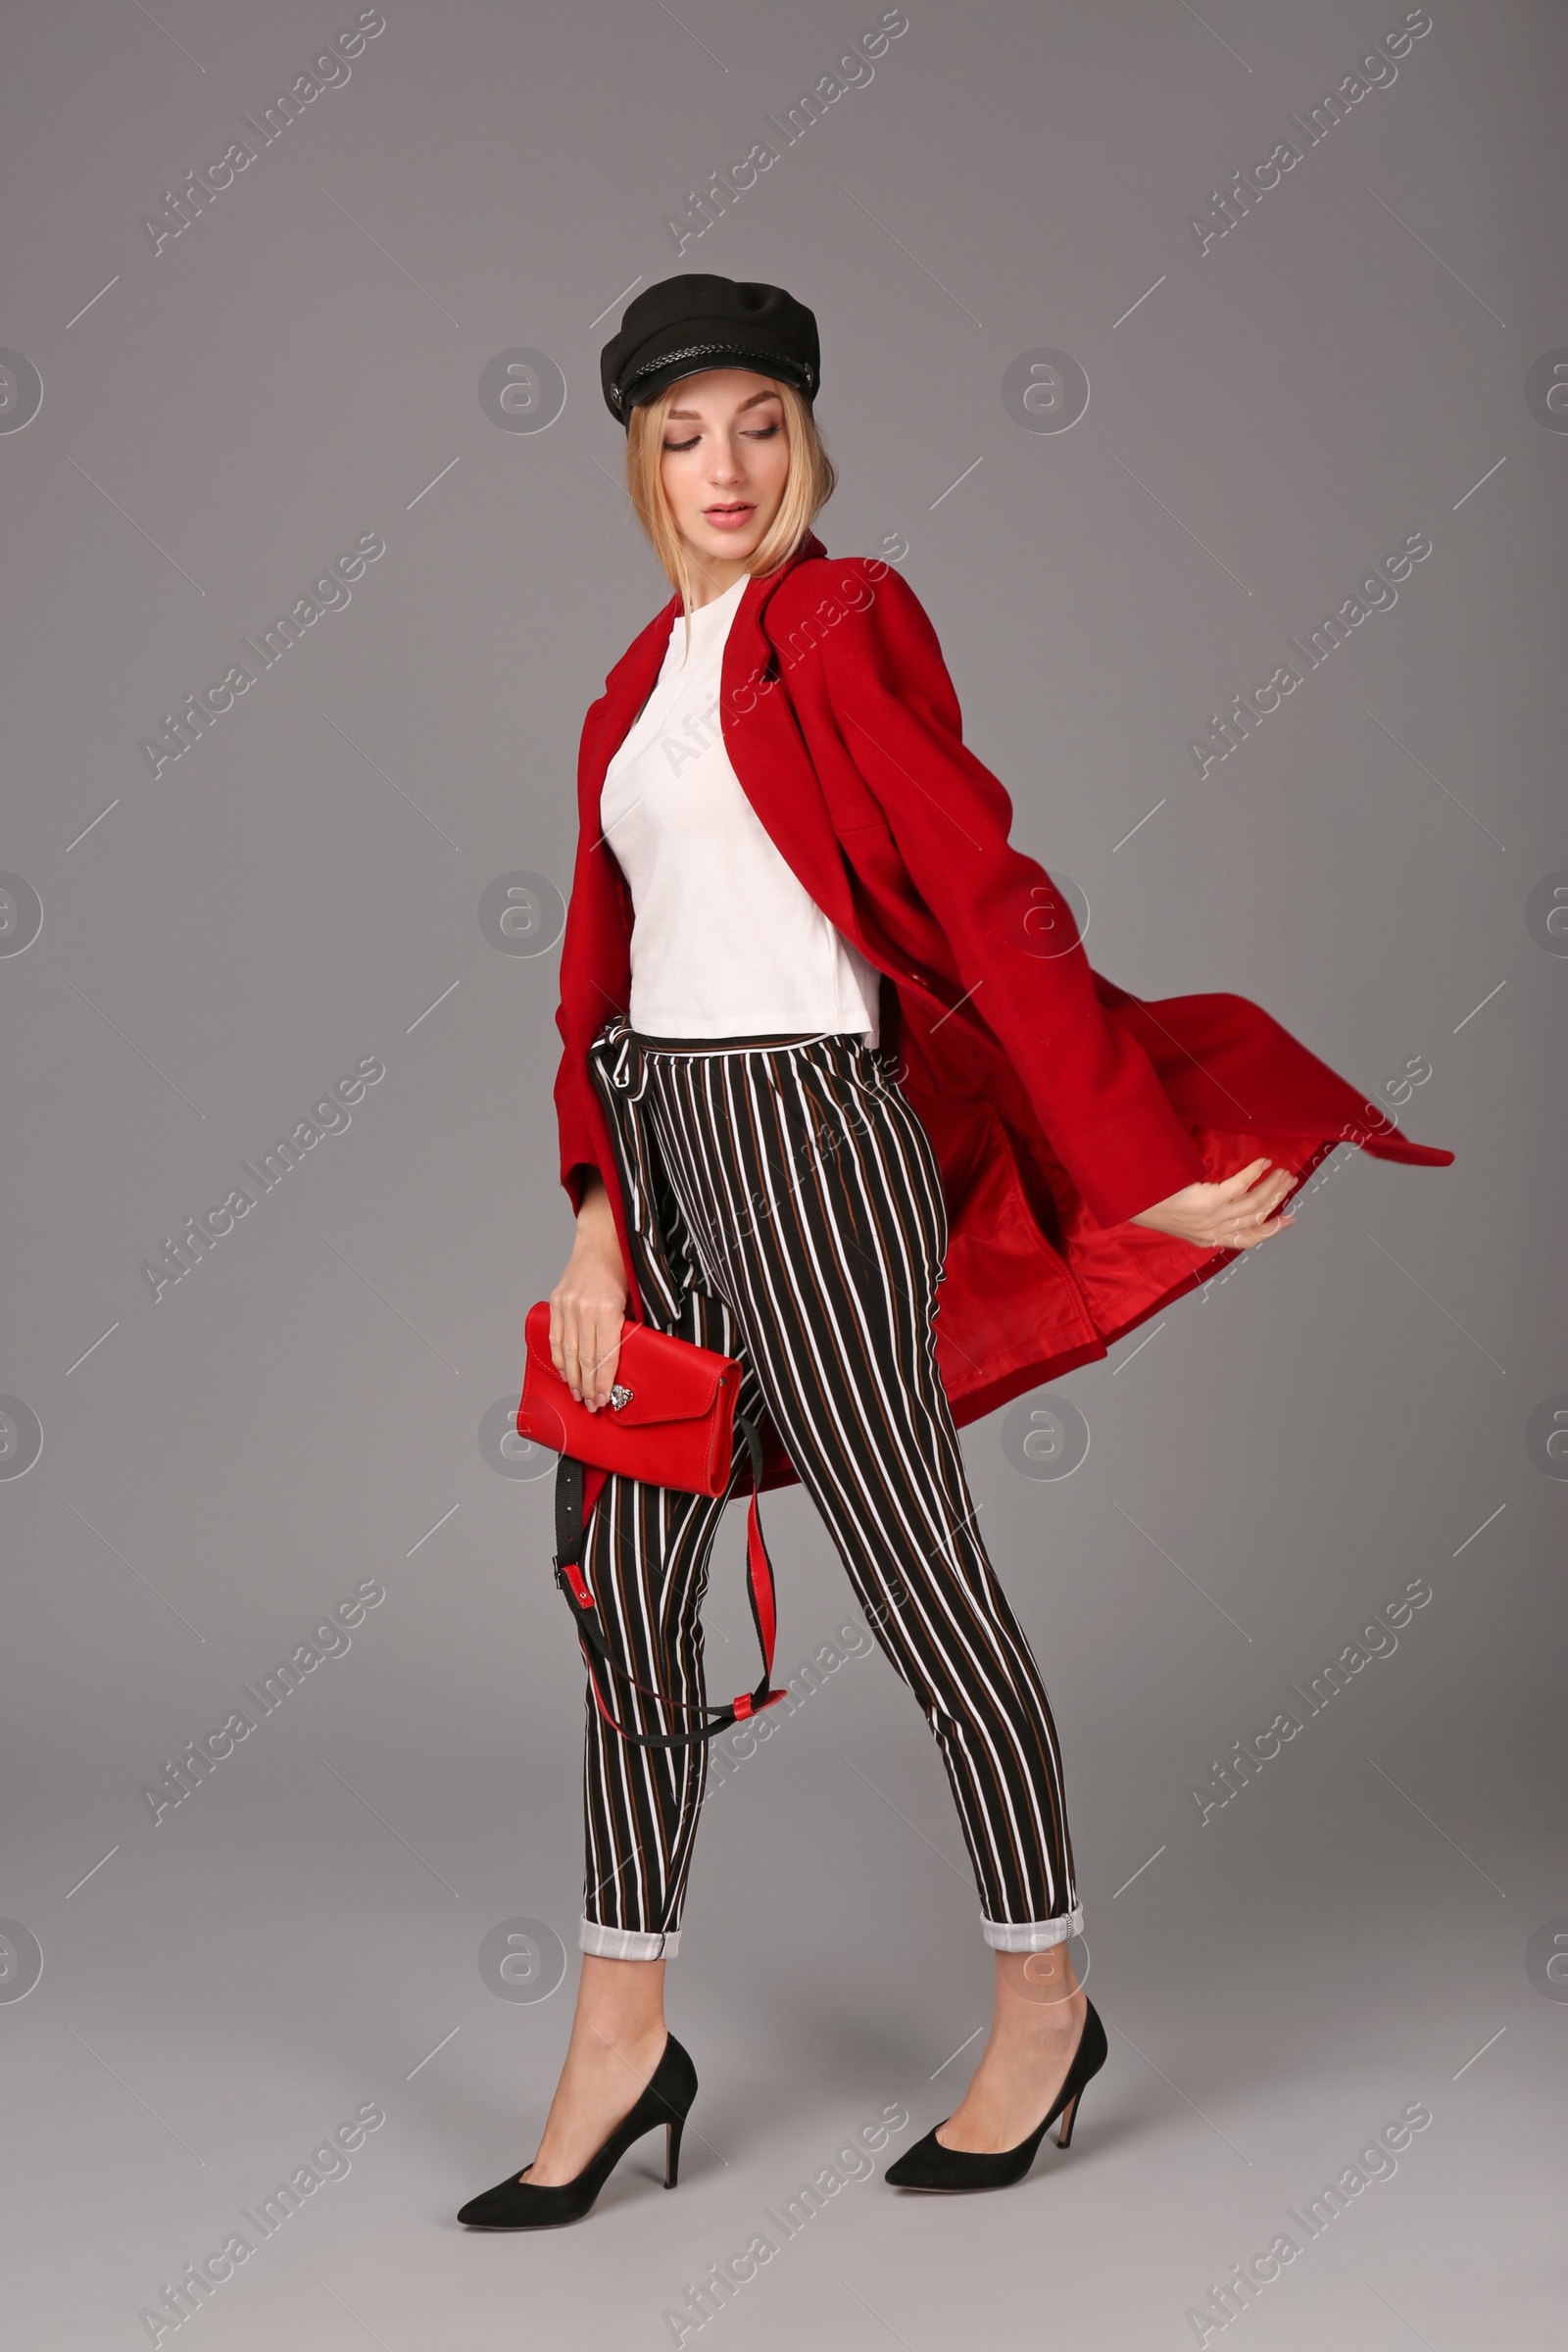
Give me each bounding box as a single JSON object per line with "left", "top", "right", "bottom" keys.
{"left": 607, "top": 343, "right": 815, "bottom": 423}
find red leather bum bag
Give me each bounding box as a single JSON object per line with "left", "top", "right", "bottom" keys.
{"left": 517, "top": 1299, "right": 787, "bottom": 1748}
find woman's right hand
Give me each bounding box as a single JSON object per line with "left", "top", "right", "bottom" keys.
{"left": 549, "top": 1171, "right": 629, "bottom": 1412}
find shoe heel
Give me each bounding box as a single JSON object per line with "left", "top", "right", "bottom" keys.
{"left": 1055, "top": 2089, "right": 1082, "bottom": 2149}
{"left": 664, "top": 2116, "right": 684, "bottom": 2189}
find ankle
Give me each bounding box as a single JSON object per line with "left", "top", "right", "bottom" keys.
{"left": 573, "top": 2013, "right": 666, "bottom": 2057}
{"left": 991, "top": 1990, "right": 1086, "bottom": 2042}
{"left": 994, "top": 1947, "right": 1083, "bottom": 2009}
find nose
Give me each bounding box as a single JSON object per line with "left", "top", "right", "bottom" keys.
{"left": 706, "top": 434, "right": 744, "bottom": 487}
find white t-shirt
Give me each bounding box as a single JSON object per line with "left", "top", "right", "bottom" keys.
{"left": 599, "top": 573, "right": 883, "bottom": 1042}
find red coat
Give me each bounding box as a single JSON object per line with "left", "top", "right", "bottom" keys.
{"left": 553, "top": 535, "right": 1452, "bottom": 1494}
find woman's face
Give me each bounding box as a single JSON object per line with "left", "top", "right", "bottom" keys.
{"left": 656, "top": 369, "right": 790, "bottom": 584}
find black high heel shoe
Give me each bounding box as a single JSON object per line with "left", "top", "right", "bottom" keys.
{"left": 884, "top": 1995, "right": 1107, "bottom": 2192}
{"left": 457, "top": 2031, "right": 698, "bottom": 2230}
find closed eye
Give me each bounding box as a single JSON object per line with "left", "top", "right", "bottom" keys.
{"left": 662, "top": 422, "right": 782, "bottom": 453}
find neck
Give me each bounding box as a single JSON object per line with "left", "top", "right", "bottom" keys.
{"left": 680, "top": 553, "right": 751, "bottom": 611}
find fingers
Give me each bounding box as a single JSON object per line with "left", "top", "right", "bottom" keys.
{"left": 1223, "top": 1196, "right": 1296, "bottom": 1249}
{"left": 1215, "top": 1156, "right": 1272, "bottom": 1199}
{"left": 550, "top": 1299, "right": 625, "bottom": 1410}
{"left": 1222, "top": 1161, "right": 1294, "bottom": 1220}
{"left": 558, "top": 1307, "right": 583, "bottom": 1402}
{"left": 1217, "top": 1157, "right": 1291, "bottom": 1208}
{"left": 589, "top": 1316, "right": 623, "bottom": 1412}
{"left": 548, "top": 1286, "right": 589, "bottom": 1403}
{"left": 1232, "top": 1211, "right": 1293, "bottom": 1249}
{"left": 574, "top": 1310, "right": 623, "bottom": 1412}
{"left": 1195, "top": 1158, "right": 1296, "bottom": 1250}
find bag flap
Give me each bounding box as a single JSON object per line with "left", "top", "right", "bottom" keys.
{"left": 523, "top": 1299, "right": 735, "bottom": 1428}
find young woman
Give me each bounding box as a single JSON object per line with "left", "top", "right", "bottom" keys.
{"left": 457, "top": 275, "right": 1450, "bottom": 2228}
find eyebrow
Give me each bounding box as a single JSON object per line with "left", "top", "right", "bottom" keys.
{"left": 665, "top": 387, "right": 782, "bottom": 420}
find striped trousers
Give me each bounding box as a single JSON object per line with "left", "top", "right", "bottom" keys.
{"left": 575, "top": 1013, "right": 1083, "bottom": 1959}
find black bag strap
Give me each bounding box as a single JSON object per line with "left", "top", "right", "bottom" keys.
{"left": 551, "top": 1413, "right": 788, "bottom": 1750}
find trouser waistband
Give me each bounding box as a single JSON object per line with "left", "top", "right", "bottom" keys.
{"left": 627, "top": 1026, "right": 848, "bottom": 1054}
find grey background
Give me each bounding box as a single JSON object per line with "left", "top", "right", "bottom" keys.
{"left": 2, "top": 1, "right": 1563, "bottom": 2345}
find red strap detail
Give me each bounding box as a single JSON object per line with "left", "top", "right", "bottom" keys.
{"left": 746, "top": 1494, "right": 776, "bottom": 1666}
{"left": 727, "top": 1684, "right": 792, "bottom": 1724}
{"left": 560, "top": 1557, "right": 596, "bottom": 1614}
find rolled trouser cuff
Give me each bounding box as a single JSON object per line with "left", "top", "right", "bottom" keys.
{"left": 981, "top": 1904, "right": 1085, "bottom": 1953}
{"left": 580, "top": 1918, "right": 680, "bottom": 1961}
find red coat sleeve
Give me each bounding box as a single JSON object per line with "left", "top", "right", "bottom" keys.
{"left": 552, "top": 711, "right": 633, "bottom": 1218}
{"left": 553, "top": 1045, "right": 603, "bottom": 1220}
{"left": 816, "top": 563, "right": 1207, "bottom": 1227}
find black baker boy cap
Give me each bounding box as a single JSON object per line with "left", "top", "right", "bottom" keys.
{"left": 600, "top": 273, "right": 819, "bottom": 425}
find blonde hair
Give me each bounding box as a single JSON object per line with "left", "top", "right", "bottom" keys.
{"left": 625, "top": 375, "right": 836, "bottom": 621}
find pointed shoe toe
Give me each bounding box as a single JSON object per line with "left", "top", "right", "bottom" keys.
{"left": 884, "top": 2124, "right": 1028, "bottom": 2192}
{"left": 456, "top": 2172, "right": 539, "bottom": 2229}
{"left": 456, "top": 2167, "right": 599, "bottom": 2230}
{"left": 881, "top": 2130, "right": 935, "bottom": 2189}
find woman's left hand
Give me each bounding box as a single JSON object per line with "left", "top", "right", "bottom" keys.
{"left": 1130, "top": 1156, "right": 1297, "bottom": 1251}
